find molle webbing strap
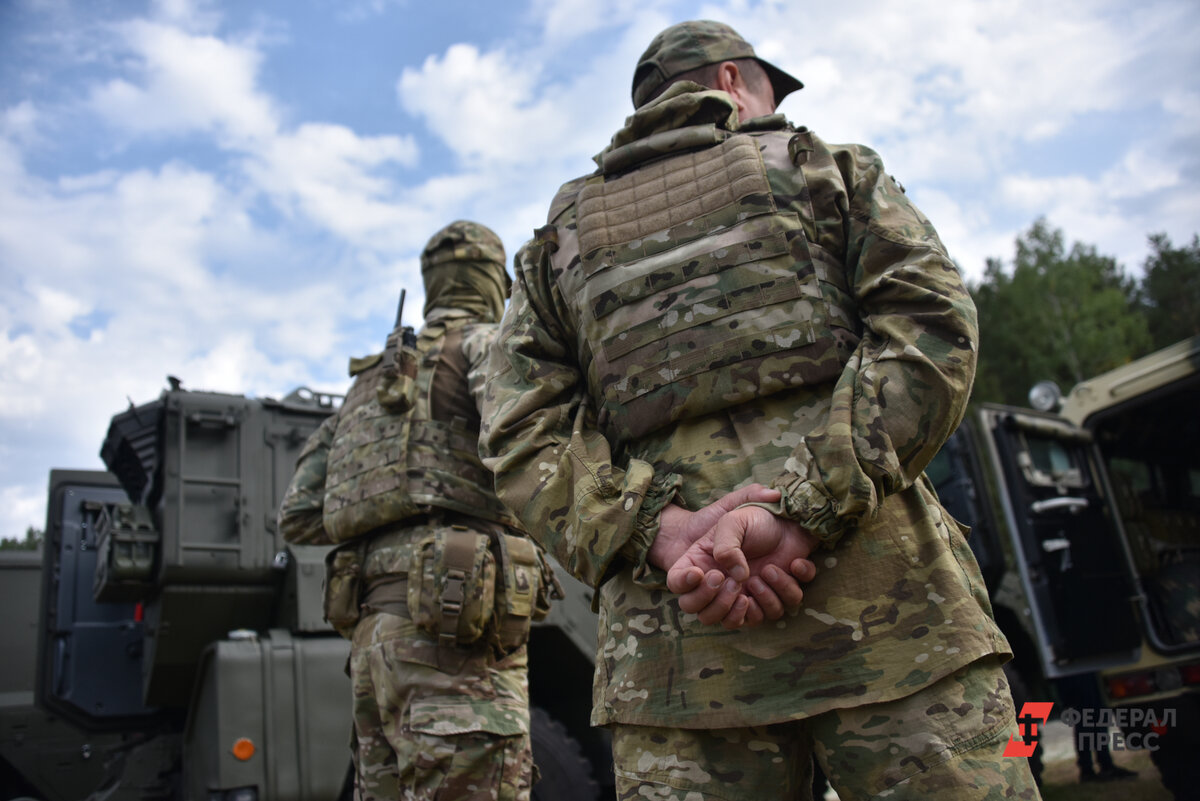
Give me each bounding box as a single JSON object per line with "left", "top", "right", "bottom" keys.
{"left": 590, "top": 229, "right": 791, "bottom": 320}
{"left": 577, "top": 135, "right": 772, "bottom": 278}
{"left": 569, "top": 131, "right": 850, "bottom": 441}
{"left": 615, "top": 319, "right": 815, "bottom": 405}
{"left": 437, "top": 528, "right": 479, "bottom": 649}
{"left": 402, "top": 317, "right": 517, "bottom": 526}
{"left": 494, "top": 533, "right": 537, "bottom": 618}
{"left": 602, "top": 271, "right": 804, "bottom": 362}
{"left": 406, "top": 420, "right": 493, "bottom": 486}
{"left": 323, "top": 354, "right": 420, "bottom": 541}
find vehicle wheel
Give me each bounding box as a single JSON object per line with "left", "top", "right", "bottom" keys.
{"left": 530, "top": 706, "right": 598, "bottom": 801}
{"left": 337, "top": 762, "right": 354, "bottom": 801}
{"left": 1147, "top": 697, "right": 1200, "bottom": 801}
{"left": 1002, "top": 661, "right": 1043, "bottom": 786}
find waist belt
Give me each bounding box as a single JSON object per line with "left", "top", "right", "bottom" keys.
{"left": 362, "top": 575, "right": 408, "bottom": 617}
{"left": 403, "top": 509, "right": 508, "bottom": 536}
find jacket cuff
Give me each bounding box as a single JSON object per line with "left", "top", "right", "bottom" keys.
{"left": 619, "top": 470, "right": 682, "bottom": 587}
{"left": 775, "top": 472, "right": 845, "bottom": 548}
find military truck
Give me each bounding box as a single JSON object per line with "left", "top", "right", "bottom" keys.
{"left": 1, "top": 382, "right": 608, "bottom": 801}
{"left": 928, "top": 336, "right": 1200, "bottom": 798}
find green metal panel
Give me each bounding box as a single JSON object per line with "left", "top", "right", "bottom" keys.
{"left": 185, "top": 630, "right": 351, "bottom": 801}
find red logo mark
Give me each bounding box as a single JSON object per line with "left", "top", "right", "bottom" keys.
{"left": 1004, "top": 702, "right": 1054, "bottom": 757}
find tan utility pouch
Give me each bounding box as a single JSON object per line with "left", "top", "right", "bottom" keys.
{"left": 376, "top": 325, "right": 419, "bottom": 413}
{"left": 408, "top": 527, "right": 496, "bottom": 647}
{"left": 324, "top": 540, "right": 367, "bottom": 639}
{"left": 491, "top": 533, "right": 560, "bottom": 654}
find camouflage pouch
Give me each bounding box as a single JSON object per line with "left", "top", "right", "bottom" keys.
{"left": 376, "top": 325, "right": 419, "bottom": 412}
{"left": 408, "top": 526, "right": 496, "bottom": 647}
{"left": 323, "top": 540, "right": 367, "bottom": 639}
{"left": 491, "top": 533, "right": 561, "bottom": 654}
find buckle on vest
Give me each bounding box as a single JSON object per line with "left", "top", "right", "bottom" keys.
{"left": 438, "top": 568, "right": 466, "bottom": 647}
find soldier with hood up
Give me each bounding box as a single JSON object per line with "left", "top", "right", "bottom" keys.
{"left": 279, "top": 221, "right": 552, "bottom": 801}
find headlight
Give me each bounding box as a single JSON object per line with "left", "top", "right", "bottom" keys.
{"left": 1028, "top": 380, "right": 1062, "bottom": 412}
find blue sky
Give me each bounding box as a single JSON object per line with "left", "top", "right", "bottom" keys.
{"left": 2, "top": 0, "right": 1198, "bottom": 538}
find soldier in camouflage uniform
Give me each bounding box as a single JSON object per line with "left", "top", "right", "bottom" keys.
{"left": 480, "top": 21, "right": 1040, "bottom": 801}
{"left": 279, "top": 221, "right": 538, "bottom": 801}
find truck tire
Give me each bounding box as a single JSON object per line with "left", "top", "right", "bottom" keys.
{"left": 1147, "top": 696, "right": 1200, "bottom": 801}
{"left": 1002, "top": 661, "right": 1043, "bottom": 786}
{"left": 530, "top": 706, "right": 598, "bottom": 801}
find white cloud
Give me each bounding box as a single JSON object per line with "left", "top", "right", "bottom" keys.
{"left": 1, "top": 101, "right": 41, "bottom": 147}
{"left": 528, "top": 0, "right": 656, "bottom": 45}
{"left": 246, "top": 122, "right": 419, "bottom": 243}
{"left": 150, "top": 0, "right": 222, "bottom": 34}
{"left": 397, "top": 43, "right": 572, "bottom": 165}
{"left": 30, "top": 286, "right": 89, "bottom": 330}
{"left": 996, "top": 177, "right": 1123, "bottom": 275}
{"left": 1103, "top": 148, "right": 1181, "bottom": 200}
{"left": 0, "top": 484, "right": 47, "bottom": 541}
{"left": 0, "top": 333, "right": 44, "bottom": 417}
{"left": 89, "top": 20, "right": 277, "bottom": 144}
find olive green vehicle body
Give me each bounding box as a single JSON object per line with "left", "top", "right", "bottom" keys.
{"left": 928, "top": 336, "right": 1200, "bottom": 797}
{"left": 1, "top": 385, "right": 604, "bottom": 801}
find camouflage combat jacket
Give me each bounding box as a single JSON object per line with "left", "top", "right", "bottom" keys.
{"left": 480, "top": 86, "right": 1008, "bottom": 729}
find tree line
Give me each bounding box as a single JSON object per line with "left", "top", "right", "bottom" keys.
{"left": 1, "top": 527, "right": 43, "bottom": 551}
{"left": 968, "top": 219, "right": 1200, "bottom": 406}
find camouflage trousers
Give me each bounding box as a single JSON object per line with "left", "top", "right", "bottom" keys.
{"left": 349, "top": 607, "right": 534, "bottom": 801}
{"left": 611, "top": 655, "right": 1041, "bottom": 801}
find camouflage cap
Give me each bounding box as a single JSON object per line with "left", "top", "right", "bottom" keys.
{"left": 421, "top": 220, "right": 505, "bottom": 272}
{"left": 631, "top": 20, "right": 803, "bottom": 109}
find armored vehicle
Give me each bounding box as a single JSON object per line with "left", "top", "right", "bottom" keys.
{"left": 1, "top": 383, "right": 607, "bottom": 801}
{"left": 929, "top": 336, "right": 1200, "bottom": 798}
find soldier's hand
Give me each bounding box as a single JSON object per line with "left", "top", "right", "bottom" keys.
{"left": 666, "top": 506, "right": 818, "bottom": 627}
{"left": 708, "top": 505, "right": 818, "bottom": 585}
{"left": 648, "top": 484, "right": 786, "bottom": 573}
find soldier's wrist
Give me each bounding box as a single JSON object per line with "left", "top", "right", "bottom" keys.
{"left": 619, "top": 471, "right": 682, "bottom": 567}
{"left": 776, "top": 474, "right": 843, "bottom": 549}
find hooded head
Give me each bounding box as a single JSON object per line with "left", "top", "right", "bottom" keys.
{"left": 420, "top": 220, "right": 510, "bottom": 322}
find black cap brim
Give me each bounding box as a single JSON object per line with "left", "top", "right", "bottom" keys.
{"left": 759, "top": 58, "right": 803, "bottom": 105}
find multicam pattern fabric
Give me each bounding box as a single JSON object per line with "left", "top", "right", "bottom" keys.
{"left": 278, "top": 413, "right": 338, "bottom": 545}
{"left": 403, "top": 313, "right": 522, "bottom": 527}
{"left": 610, "top": 656, "right": 1038, "bottom": 800}
{"left": 480, "top": 87, "right": 1009, "bottom": 729}
{"left": 322, "top": 352, "right": 421, "bottom": 542}
{"left": 421, "top": 220, "right": 510, "bottom": 321}
{"left": 569, "top": 123, "right": 854, "bottom": 441}
{"left": 278, "top": 221, "right": 534, "bottom": 800}
{"left": 631, "top": 20, "right": 803, "bottom": 109}
{"left": 351, "top": 601, "right": 532, "bottom": 801}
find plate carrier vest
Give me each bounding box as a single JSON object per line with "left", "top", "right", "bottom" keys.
{"left": 552, "top": 124, "right": 859, "bottom": 442}
{"left": 322, "top": 317, "right": 517, "bottom": 543}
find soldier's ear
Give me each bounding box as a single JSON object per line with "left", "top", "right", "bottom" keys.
{"left": 713, "top": 61, "right": 739, "bottom": 95}
{"left": 714, "top": 62, "right": 753, "bottom": 122}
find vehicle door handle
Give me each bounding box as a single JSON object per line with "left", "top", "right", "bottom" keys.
{"left": 1042, "top": 538, "right": 1071, "bottom": 553}
{"left": 1031, "top": 497, "right": 1089, "bottom": 514}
